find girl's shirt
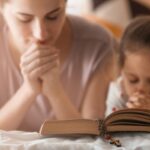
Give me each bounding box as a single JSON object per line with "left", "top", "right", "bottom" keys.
{"left": 105, "top": 77, "right": 126, "bottom": 117}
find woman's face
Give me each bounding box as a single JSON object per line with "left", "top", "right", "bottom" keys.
{"left": 1, "top": 0, "right": 66, "bottom": 52}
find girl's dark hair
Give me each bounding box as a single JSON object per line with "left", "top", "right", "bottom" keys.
{"left": 119, "top": 16, "right": 150, "bottom": 68}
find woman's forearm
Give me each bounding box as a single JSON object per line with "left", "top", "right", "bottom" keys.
{"left": 0, "top": 83, "right": 37, "bottom": 130}
{"left": 43, "top": 79, "right": 81, "bottom": 120}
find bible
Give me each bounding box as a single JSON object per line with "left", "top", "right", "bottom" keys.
{"left": 39, "top": 108, "right": 150, "bottom": 147}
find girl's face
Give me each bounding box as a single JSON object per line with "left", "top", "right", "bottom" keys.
{"left": 1, "top": 0, "right": 66, "bottom": 52}
{"left": 121, "top": 50, "right": 150, "bottom": 97}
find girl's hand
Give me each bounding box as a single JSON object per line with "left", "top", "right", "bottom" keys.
{"left": 20, "top": 44, "right": 58, "bottom": 95}
{"left": 126, "top": 92, "right": 150, "bottom": 109}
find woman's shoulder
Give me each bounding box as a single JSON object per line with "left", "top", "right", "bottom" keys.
{"left": 0, "top": 15, "right": 5, "bottom": 29}
{"left": 68, "top": 15, "right": 113, "bottom": 43}
{"left": 0, "top": 16, "right": 6, "bottom": 46}
{"left": 0, "top": 26, "right": 8, "bottom": 59}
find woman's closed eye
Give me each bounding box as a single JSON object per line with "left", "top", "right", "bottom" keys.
{"left": 46, "top": 15, "right": 59, "bottom": 20}
{"left": 16, "top": 16, "right": 33, "bottom": 23}
{"left": 45, "top": 9, "right": 64, "bottom": 21}
{"left": 17, "top": 15, "right": 60, "bottom": 23}
{"left": 46, "top": 13, "right": 60, "bottom": 21}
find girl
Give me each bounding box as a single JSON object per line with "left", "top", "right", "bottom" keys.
{"left": 105, "top": 16, "right": 150, "bottom": 116}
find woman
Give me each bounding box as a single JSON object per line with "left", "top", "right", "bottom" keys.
{"left": 0, "top": 0, "right": 115, "bottom": 131}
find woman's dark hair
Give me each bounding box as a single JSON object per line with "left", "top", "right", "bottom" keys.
{"left": 118, "top": 16, "right": 150, "bottom": 68}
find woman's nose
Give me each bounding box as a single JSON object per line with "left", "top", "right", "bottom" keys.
{"left": 32, "top": 20, "right": 49, "bottom": 42}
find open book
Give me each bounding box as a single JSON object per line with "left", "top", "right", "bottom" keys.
{"left": 39, "top": 108, "right": 150, "bottom": 147}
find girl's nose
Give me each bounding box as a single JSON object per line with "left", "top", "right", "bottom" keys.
{"left": 136, "top": 82, "right": 149, "bottom": 94}
{"left": 137, "top": 89, "right": 145, "bottom": 94}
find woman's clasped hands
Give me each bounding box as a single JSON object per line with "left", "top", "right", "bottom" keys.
{"left": 20, "top": 44, "right": 60, "bottom": 95}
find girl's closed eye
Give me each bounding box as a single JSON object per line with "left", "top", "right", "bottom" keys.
{"left": 128, "top": 76, "right": 139, "bottom": 84}
{"left": 124, "top": 72, "right": 139, "bottom": 84}
{"left": 147, "top": 78, "right": 150, "bottom": 85}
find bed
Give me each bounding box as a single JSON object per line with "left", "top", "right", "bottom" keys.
{"left": 0, "top": 130, "right": 150, "bottom": 150}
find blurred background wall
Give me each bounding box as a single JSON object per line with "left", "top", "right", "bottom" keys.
{"left": 66, "top": 0, "right": 150, "bottom": 39}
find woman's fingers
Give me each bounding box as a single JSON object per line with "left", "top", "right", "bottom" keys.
{"left": 20, "top": 43, "right": 59, "bottom": 80}
{"left": 21, "top": 53, "right": 58, "bottom": 72}
{"left": 20, "top": 44, "right": 59, "bottom": 94}
{"left": 21, "top": 48, "right": 58, "bottom": 66}
{"left": 21, "top": 50, "right": 53, "bottom": 66}
{"left": 23, "top": 44, "right": 57, "bottom": 56}
{"left": 28, "top": 61, "right": 57, "bottom": 79}
{"left": 21, "top": 55, "right": 58, "bottom": 79}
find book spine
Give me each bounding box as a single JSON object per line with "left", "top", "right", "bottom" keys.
{"left": 97, "top": 119, "right": 106, "bottom": 136}
{"left": 97, "top": 119, "right": 121, "bottom": 147}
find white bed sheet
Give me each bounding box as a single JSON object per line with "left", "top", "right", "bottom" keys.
{"left": 0, "top": 130, "right": 150, "bottom": 150}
